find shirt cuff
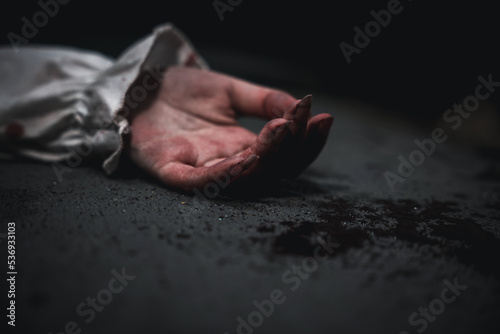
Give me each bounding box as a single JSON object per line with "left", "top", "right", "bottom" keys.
{"left": 0, "top": 23, "right": 208, "bottom": 177}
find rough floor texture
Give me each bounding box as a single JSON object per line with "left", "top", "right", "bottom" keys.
{"left": 1, "top": 93, "right": 499, "bottom": 334}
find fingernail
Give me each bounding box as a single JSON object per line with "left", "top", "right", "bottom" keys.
{"left": 299, "top": 94, "right": 313, "bottom": 107}
{"left": 279, "top": 120, "right": 293, "bottom": 130}
{"left": 242, "top": 154, "right": 259, "bottom": 168}
{"left": 274, "top": 121, "right": 293, "bottom": 141}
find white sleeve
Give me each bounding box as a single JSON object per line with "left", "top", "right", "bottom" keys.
{"left": 0, "top": 23, "right": 208, "bottom": 175}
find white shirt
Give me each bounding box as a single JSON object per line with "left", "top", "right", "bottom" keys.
{"left": 0, "top": 23, "right": 207, "bottom": 177}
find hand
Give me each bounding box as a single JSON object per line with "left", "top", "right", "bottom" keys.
{"left": 126, "top": 66, "right": 333, "bottom": 193}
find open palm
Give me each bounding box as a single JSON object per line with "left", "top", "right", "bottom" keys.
{"left": 126, "top": 66, "right": 333, "bottom": 192}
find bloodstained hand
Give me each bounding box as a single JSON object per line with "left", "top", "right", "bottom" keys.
{"left": 126, "top": 66, "right": 333, "bottom": 193}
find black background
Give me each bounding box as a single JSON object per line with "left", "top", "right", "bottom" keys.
{"left": 1, "top": 3, "right": 500, "bottom": 333}
{"left": 1, "top": 0, "right": 500, "bottom": 125}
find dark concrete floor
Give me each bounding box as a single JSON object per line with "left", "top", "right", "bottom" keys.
{"left": 1, "top": 92, "right": 499, "bottom": 334}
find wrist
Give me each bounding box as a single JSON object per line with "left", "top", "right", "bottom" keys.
{"left": 119, "top": 71, "right": 164, "bottom": 124}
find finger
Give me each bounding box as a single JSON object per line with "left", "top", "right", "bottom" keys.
{"left": 227, "top": 76, "right": 298, "bottom": 119}
{"left": 286, "top": 94, "right": 312, "bottom": 136}
{"left": 285, "top": 114, "right": 334, "bottom": 178}
{"left": 274, "top": 95, "right": 313, "bottom": 163}
{"left": 157, "top": 155, "right": 259, "bottom": 193}
{"left": 232, "top": 118, "right": 292, "bottom": 181}
{"left": 238, "top": 118, "right": 293, "bottom": 160}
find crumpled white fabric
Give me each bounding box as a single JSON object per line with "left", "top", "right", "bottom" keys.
{"left": 0, "top": 23, "right": 208, "bottom": 174}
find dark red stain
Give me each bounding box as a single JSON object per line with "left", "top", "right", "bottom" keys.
{"left": 184, "top": 53, "right": 197, "bottom": 67}
{"left": 269, "top": 198, "right": 500, "bottom": 280}
{"left": 5, "top": 122, "right": 24, "bottom": 138}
